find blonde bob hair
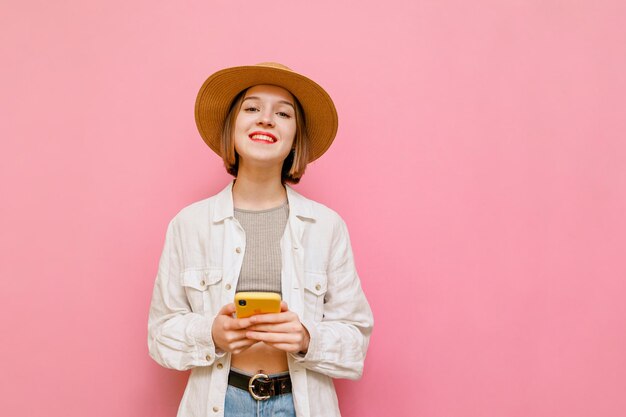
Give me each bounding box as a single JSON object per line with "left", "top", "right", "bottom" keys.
{"left": 220, "top": 88, "right": 310, "bottom": 184}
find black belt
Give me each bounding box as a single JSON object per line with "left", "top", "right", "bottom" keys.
{"left": 228, "top": 370, "right": 292, "bottom": 401}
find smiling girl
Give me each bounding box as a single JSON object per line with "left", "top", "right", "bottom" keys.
{"left": 148, "top": 63, "right": 373, "bottom": 417}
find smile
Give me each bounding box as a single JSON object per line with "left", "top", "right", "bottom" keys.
{"left": 249, "top": 131, "right": 277, "bottom": 143}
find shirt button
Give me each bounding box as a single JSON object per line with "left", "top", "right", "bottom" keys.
{"left": 213, "top": 406, "right": 219, "bottom": 412}
{"left": 235, "top": 247, "right": 241, "bottom": 254}
{"left": 217, "top": 363, "right": 223, "bottom": 369}
{"left": 225, "top": 284, "right": 231, "bottom": 290}
{"left": 205, "top": 354, "right": 211, "bottom": 361}
{"left": 200, "top": 280, "right": 206, "bottom": 286}
{"left": 315, "top": 283, "right": 321, "bottom": 291}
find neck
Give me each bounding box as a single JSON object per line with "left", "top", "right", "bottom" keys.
{"left": 232, "top": 163, "right": 287, "bottom": 210}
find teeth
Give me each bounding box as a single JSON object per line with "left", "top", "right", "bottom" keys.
{"left": 251, "top": 134, "right": 275, "bottom": 142}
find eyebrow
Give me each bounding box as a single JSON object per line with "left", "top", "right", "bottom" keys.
{"left": 242, "top": 96, "right": 295, "bottom": 109}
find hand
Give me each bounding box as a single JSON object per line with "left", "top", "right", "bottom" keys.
{"left": 211, "top": 303, "right": 257, "bottom": 354}
{"left": 245, "top": 302, "right": 310, "bottom": 354}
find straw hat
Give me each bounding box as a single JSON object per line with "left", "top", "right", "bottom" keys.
{"left": 194, "top": 62, "right": 338, "bottom": 162}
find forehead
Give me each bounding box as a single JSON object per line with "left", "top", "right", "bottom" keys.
{"left": 244, "top": 84, "right": 295, "bottom": 104}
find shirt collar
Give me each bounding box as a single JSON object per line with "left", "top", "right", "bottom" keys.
{"left": 212, "top": 180, "right": 315, "bottom": 223}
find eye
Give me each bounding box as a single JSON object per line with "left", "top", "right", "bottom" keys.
{"left": 243, "top": 106, "right": 259, "bottom": 112}
{"left": 277, "top": 111, "right": 292, "bottom": 118}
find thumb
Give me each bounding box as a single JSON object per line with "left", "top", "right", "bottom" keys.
{"left": 280, "top": 301, "right": 289, "bottom": 312}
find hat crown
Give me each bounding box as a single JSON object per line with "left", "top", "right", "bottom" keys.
{"left": 254, "top": 62, "right": 293, "bottom": 72}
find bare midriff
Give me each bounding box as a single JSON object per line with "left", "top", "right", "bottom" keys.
{"left": 231, "top": 342, "right": 288, "bottom": 374}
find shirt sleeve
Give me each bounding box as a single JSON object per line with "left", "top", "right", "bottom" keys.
{"left": 291, "top": 217, "right": 374, "bottom": 380}
{"left": 147, "top": 218, "right": 222, "bottom": 371}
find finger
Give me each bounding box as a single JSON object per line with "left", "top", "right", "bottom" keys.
{"left": 230, "top": 339, "right": 259, "bottom": 354}
{"left": 225, "top": 318, "right": 253, "bottom": 331}
{"left": 230, "top": 338, "right": 258, "bottom": 350}
{"left": 247, "top": 322, "right": 301, "bottom": 333}
{"left": 249, "top": 311, "right": 296, "bottom": 324}
{"left": 263, "top": 342, "right": 300, "bottom": 353}
{"left": 246, "top": 330, "right": 301, "bottom": 344}
{"left": 218, "top": 303, "right": 236, "bottom": 316}
{"left": 280, "top": 301, "right": 289, "bottom": 312}
{"left": 222, "top": 329, "right": 248, "bottom": 342}
{"left": 229, "top": 318, "right": 252, "bottom": 330}
{"left": 232, "top": 341, "right": 259, "bottom": 354}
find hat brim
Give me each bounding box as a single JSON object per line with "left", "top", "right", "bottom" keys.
{"left": 194, "top": 65, "right": 338, "bottom": 163}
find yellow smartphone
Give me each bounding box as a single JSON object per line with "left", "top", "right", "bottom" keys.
{"left": 234, "top": 292, "right": 282, "bottom": 318}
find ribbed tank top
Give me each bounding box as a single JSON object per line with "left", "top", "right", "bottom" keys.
{"left": 233, "top": 201, "right": 289, "bottom": 295}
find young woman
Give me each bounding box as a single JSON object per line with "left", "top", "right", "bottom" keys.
{"left": 148, "top": 62, "right": 373, "bottom": 417}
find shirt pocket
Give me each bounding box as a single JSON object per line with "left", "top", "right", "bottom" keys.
{"left": 303, "top": 271, "right": 328, "bottom": 322}
{"left": 181, "top": 268, "right": 223, "bottom": 314}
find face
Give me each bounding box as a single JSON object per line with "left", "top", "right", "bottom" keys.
{"left": 233, "top": 84, "right": 297, "bottom": 171}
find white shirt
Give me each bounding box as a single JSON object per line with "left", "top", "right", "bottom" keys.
{"left": 148, "top": 182, "right": 374, "bottom": 417}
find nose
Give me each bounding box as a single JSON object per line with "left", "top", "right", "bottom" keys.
{"left": 256, "top": 110, "right": 275, "bottom": 127}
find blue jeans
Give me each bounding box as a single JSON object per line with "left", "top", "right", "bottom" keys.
{"left": 224, "top": 373, "right": 296, "bottom": 417}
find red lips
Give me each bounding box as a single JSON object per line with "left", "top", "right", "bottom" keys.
{"left": 249, "top": 131, "right": 277, "bottom": 143}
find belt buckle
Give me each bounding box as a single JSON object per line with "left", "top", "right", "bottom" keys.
{"left": 248, "top": 373, "right": 272, "bottom": 401}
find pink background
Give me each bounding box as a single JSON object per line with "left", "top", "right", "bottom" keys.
{"left": 1, "top": 1, "right": 625, "bottom": 416}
